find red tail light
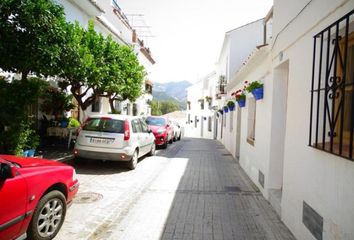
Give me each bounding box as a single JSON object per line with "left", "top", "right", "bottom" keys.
{"left": 124, "top": 119, "right": 130, "bottom": 141}
{"left": 77, "top": 117, "right": 90, "bottom": 137}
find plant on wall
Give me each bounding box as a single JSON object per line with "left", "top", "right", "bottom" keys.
{"left": 245, "top": 80, "right": 264, "bottom": 100}
{"left": 231, "top": 89, "right": 246, "bottom": 108}
{"left": 227, "top": 100, "right": 235, "bottom": 111}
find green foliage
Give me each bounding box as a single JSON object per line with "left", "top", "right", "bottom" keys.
{"left": 5, "top": 120, "right": 39, "bottom": 155}
{"left": 150, "top": 100, "right": 180, "bottom": 116}
{"left": 0, "top": 0, "right": 69, "bottom": 79}
{"left": 227, "top": 101, "right": 235, "bottom": 107}
{"left": 40, "top": 87, "right": 74, "bottom": 116}
{"left": 245, "top": 81, "right": 263, "bottom": 92}
{"left": 0, "top": 78, "right": 46, "bottom": 154}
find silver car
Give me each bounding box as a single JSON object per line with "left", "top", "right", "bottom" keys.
{"left": 74, "top": 114, "right": 156, "bottom": 169}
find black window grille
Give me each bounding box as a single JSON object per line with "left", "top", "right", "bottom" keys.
{"left": 309, "top": 10, "right": 354, "bottom": 160}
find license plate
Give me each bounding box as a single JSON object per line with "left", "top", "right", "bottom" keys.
{"left": 89, "top": 137, "right": 114, "bottom": 144}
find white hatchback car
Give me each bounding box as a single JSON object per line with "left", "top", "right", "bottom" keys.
{"left": 74, "top": 114, "right": 156, "bottom": 169}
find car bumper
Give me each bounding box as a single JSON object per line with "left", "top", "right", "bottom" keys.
{"left": 153, "top": 134, "right": 167, "bottom": 145}
{"left": 74, "top": 145, "right": 133, "bottom": 161}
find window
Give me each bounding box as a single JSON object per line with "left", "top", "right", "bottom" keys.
{"left": 309, "top": 11, "right": 354, "bottom": 160}
{"left": 195, "top": 116, "right": 198, "bottom": 128}
{"left": 247, "top": 98, "right": 256, "bottom": 145}
{"left": 91, "top": 98, "right": 100, "bottom": 112}
{"left": 83, "top": 118, "right": 124, "bottom": 133}
{"left": 208, "top": 116, "right": 212, "bottom": 132}
{"left": 132, "top": 119, "right": 142, "bottom": 133}
{"left": 188, "top": 114, "right": 191, "bottom": 124}
{"left": 139, "top": 119, "right": 149, "bottom": 133}
{"left": 223, "top": 113, "right": 226, "bottom": 127}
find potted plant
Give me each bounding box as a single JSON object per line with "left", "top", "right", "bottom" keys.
{"left": 227, "top": 100, "right": 235, "bottom": 111}
{"left": 205, "top": 96, "right": 212, "bottom": 107}
{"left": 245, "top": 80, "right": 264, "bottom": 100}
{"left": 232, "top": 89, "right": 246, "bottom": 107}
{"left": 223, "top": 106, "right": 229, "bottom": 113}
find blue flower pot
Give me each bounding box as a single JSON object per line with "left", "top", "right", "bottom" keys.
{"left": 22, "top": 150, "right": 29, "bottom": 157}
{"left": 60, "top": 120, "right": 69, "bottom": 128}
{"left": 228, "top": 105, "right": 235, "bottom": 111}
{"left": 237, "top": 99, "right": 246, "bottom": 108}
{"left": 27, "top": 149, "right": 35, "bottom": 157}
{"left": 252, "top": 87, "right": 264, "bottom": 100}
{"left": 223, "top": 107, "right": 229, "bottom": 113}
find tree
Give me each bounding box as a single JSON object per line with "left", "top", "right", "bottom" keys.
{"left": 101, "top": 40, "right": 145, "bottom": 113}
{"left": 59, "top": 21, "right": 107, "bottom": 113}
{"left": 150, "top": 100, "right": 180, "bottom": 116}
{"left": 0, "top": 0, "right": 69, "bottom": 80}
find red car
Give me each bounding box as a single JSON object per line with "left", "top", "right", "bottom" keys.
{"left": 146, "top": 116, "right": 173, "bottom": 149}
{"left": 0, "top": 155, "right": 79, "bottom": 240}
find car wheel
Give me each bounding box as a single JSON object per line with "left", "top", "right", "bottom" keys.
{"left": 162, "top": 140, "right": 168, "bottom": 149}
{"left": 169, "top": 135, "right": 173, "bottom": 144}
{"left": 148, "top": 143, "right": 156, "bottom": 156}
{"left": 127, "top": 150, "right": 138, "bottom": 170}
{"left": 27, "top": 190, "right": 66, "bottom": 240}
{"left": 178, "top": 133, "right": 181, "bottom": 141}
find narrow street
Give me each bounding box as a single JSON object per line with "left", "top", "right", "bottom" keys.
{"left": 56, "top": 138, "right": 295, "bottom": 240}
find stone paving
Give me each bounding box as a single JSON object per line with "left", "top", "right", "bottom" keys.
{"left": 56, "top": 138, "right": 295, "bottom": 240}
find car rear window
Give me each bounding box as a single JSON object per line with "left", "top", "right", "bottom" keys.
{"left": 83, "top": 118, "right": 124, "bottom": 133}
{"left": 146, "top": 117, "right": 166, "bottom": 126}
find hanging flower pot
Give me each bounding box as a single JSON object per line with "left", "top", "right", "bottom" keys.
{"left": 227, "top": 100, "right": 235, "bottom": 111}
{"left": 251, "top": 87, "right": 264, "bottom": 100}
{"left": 218, "top": 109, "right": 224, "bottom": 115}
{"left": 245, "top": 81, "right": 264, "bottom": 100}
{"left": 237, "top": 99, "right": 246, "bottom": 108}
{"left": 223, "top": 106, "right": 229, "bottom": 113}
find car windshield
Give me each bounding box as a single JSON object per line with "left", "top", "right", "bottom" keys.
{"left": 83, "top": 118, "right": 124, "bottom": 133}
{"left": 146, "top": 117, "right": 166, "bottom": 126}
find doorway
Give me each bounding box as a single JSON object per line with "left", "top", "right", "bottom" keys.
{"left": 268, "top": 60, "right": 289, "bottom": 216}
{"left": 235, "top": 108, "right": 242, "bottom": 160}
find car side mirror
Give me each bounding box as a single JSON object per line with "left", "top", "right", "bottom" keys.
{"left": 0, "top": 163, "right": 15, "bottom": 180}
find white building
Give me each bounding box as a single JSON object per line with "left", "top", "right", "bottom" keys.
{"left": 56, "top": 0, "right": 154, "bottom": 121}
{"left": 215, "top": 19, "right": 264, "bottom": 151}
{"left": 185, "top": 72, "right": 217, "bottom": 139}
{"left": 271, "top": 1, "right": 354, "bottom": 239}
{"left": 189, "top": 1, "right": 354, "bottom": 239}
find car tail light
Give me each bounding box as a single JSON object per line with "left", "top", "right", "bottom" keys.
{"left": 124, "top": 119, "right": 130, "bottom": 141}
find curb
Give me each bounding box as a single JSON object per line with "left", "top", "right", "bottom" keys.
{"left": 54, "top": 154, "right": 75, "bottom": 162}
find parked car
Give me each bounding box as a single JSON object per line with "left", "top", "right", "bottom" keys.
{"left": 74, "top": 114, "right": 155, "bottom": 170}
{"left": 171, "top": 121, "right": 182, "bottom": 141}
{"left": 0, "top": 155, "right": 79, "bottom": 240}
{"left": 146, "top": 116, "right": 173, "bottom": 149}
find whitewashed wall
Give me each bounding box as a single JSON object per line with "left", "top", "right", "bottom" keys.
{"left": 272, "top": 0, "right": 354, "bottom": 239}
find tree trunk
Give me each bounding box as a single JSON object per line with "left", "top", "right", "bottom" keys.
{"left": 109, "top": 97, "right": 115, "bottom": 113}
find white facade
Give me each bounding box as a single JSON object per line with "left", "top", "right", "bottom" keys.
{"left": 185, "top": 72, "right": 217, "bottom": 139}
{"left": 188, "top": 1, "right": 354, "bottom": 239}
{"left": 272, "top": 1, "right": 354, "bottom": 239}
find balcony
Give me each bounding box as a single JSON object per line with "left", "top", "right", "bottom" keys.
{"left": 215, "top": 75, "right": 226, "bottom": 99}
{"left": 71, "top": 0, "right": 104, "bottom": 16}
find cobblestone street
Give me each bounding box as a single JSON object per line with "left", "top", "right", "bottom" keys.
{"left": 56, "top": 138, "right": 295, "bottom": 240}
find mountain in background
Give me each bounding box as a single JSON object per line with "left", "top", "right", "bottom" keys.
{"left": 153, "top": 81, "right": 191, "bottom": 102}
{"left": 152, "top": 81, "right": 192, "bottom": 110}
